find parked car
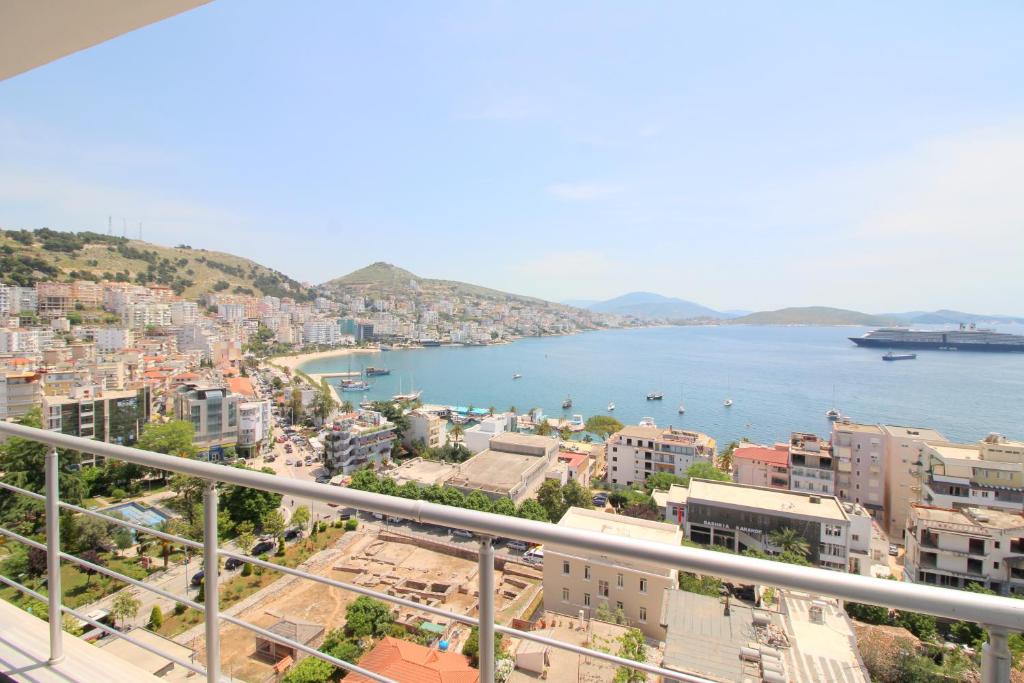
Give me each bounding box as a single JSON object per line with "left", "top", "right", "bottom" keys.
{"left": 452, "top": 529, "right": 474, "bottom": 540}
{"left": 190, "top": 570, "right": 205, "bottom": 586}
{"left": 225, "top": 557, "right": 243, "bottom": 570}
{"left": 252, "top": 540, "right": 275, "bottom": 556}
{"left": 592, "top": 493, "right": 608, "bottom": 506}
{"left": 284, "top": 528, "right": 301, "bottom": 541}
{"left": 506, "top": 540, "right": 529, "bottom": 552}
{"left": 889, "top": 544, "right": 900, "bottom": 556}
{"left": 338, "top": 508, "right": 356, "bottom": 520}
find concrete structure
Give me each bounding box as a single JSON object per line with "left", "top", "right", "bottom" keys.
{"left": 322, "top": 412, "right": 396, "bottom": 474}
{"left": 173, "top": 383, "right": 240, "bottom": 456}
{"left": 391, "top": 457, "right": 460, "bottom": 487}
{"left": 0, "top": 371, "right": 42, "bottom": 420}
{"left": 35, "top": 282, "right": 73, "bottom": 318}
{"left": 788, "top": 432, "right": 834, "bottom": 496}
{"left": 347, "top": 637, "right": 477, "bottom": 683}
{"left": 463, "top": 415, "right": 508, "bottom": 454}
{"left": 95, "top": 327, "right": 134, "bottom": 353}
{"left": 404, "top": 408, "right": 447, "bottom": 451}
{"left": 606, "top": 425, "right": 715, "bottom": 486}
{"left": 685, "top": 479, "right": 852, "bottom": 571}
{"left": 237, "top": 399, "right": 271, "bottom": 458}
{"left": 732, "top": 443, "right": 790, "bottom": 489}
{"left": 557, "top": 450, "right": 591, "bottom": 487}
{"left": 544, "top": 507, "right": 682, "bottom": 639}
{"left": 919, "top": 434, "right": 1024, "bottom": 514}
{"left": 255, "top": 618, "right": 324, "bottom": 663}
{"left": 448, "top": 432, "right": 558, "bottom": 504}
{"left": 904, "top": 504, "right": 1024, "bottom": 595}
{"left": 652, "top": 484, "right": 690, "bottom": 526}
{"left": 96, "top": 628, "right": 196, "bottom": 681}
{"left": 42, "top": 386, "right": 151, "bottom": 464}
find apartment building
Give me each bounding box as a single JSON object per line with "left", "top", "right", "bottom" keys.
{"left": 919, "top": 434, "right": 1024, "bottom": 513}
{"left": 463, "top": 415, "right": 509, "bottom": 454}
{"left": 301, "top": 320, "right": 343, "bottom": 346}
{"left": 95, "top": 328, "right": 134, "bottom": 353}
{"left": 788, "top": 432, "right": 834, "bottom": 495}
{"left": 173, "top": 383, "right": 241, "bottom": 456}
{"left": 732, "top": 443, "right": 790, "bottom": 489}
{"left": 606, "top": 425, "right": 716, "bottom": 486}
{"left": 35, "top": 282, "right": 73, "bottom": 318}
{"left": 0, "top": 371, "right": 43, "bottom": 420}
{"left": 42, "top": 386, "right": 151, "bottom": 465}
{"left": 904, "top": 504, "right": 1024, "bottom": 595}
{"left": 0, "top": 284, "right": 39, "bottom": 317}
{"left": 322, "top": 412, "right": 396, "bottom": 474}
{"left": 169, "top": 301, "right": 199, "bottom": 326}
{"left": 403, "top": 409, "right": 447, "bottom": 451}
{"left": 237, "top": 399, "right": 272, "bottom": 458}
{"left": 881, "top": 424, "right": 946, "bottom": 536}
{"left": 685, "top": 479, "right": 852, "bottom": 572}
{"left": 544, "top": 507, "right": 682, "bottom": 639}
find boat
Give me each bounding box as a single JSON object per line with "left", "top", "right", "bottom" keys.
{"left": 364, "top": 366, "right": 391, "bottom": 376}
{"left": 393, "top": 390, "right": 422, "bottom": 401}
{"left": 646, "top": 392, "right": 663, "bottom": 401}
{"left": 450, "top": 414, "right": 471, "bottom": 425}
{"left": 826, "top": 408, "right": 841, "bottom": 420}
{"left": 419, "top": 338, "right": 441, "bottom": 347}
{"left": 723, "top": 399, "right": 733, "bottom": 407}
{"left": 562, "top": 396, "right": 573, "bottom": 409}
{"left": 379, "top": 344, "right": 393, "bottom": 351}
{"left": 638, "top": 417, "right": 656, "bottom": 428}
{"left": 883, "top": 351, "right": 917, "bottom": 361}
{"left": 678, "top": 404, "right": 686, "bottom": 415}
{"left": 512, "top": 373, "right": 522, "bottom": 379}
{"left": 341, "top": 380, "right": 371, "bottom": 392}
{"left": 607, "top": 402, "right": 615, "bottom": 412}
{"left": 850, "top": 324, "right": 1024, "bottom": 352}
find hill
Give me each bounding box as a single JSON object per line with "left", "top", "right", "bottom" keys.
{"left": 582, "top": 291, "right": 725, "bottom": 320}
{"left": 885, "top": 309, "right": 1024, "bottom": 325}
{"left": 0, "top": 227, "right": 312, "bottom": 300}
{"left": 729, "top": 306, "right": 898, "bottom": 326}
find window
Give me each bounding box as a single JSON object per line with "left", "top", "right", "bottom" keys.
{"left": 562, "top": 588, "right": 569, "bottom": 602}
{"left": 616, "top": 573, "right": 623, "bottom": 588}
{"left": 599, "top": 580, "right": 609, "bottom": 597}
{"left": 562, "top": 561, "right": 570, "bottom": 576}
{"left": 584, "top": 565, "right": 591, "bottom": 580}
{"left": 616, "top": 601, "right": 624, "bottom": 611}
{"left": 584, "top": 593, "right": 591, "bottom": 607}
{"left": 639, "top": 578, "right": 648, "bottom": 593}
{"left": 639, "top": 607, "right": 647, "bottom": 623}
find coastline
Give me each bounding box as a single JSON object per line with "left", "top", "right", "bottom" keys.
{"left": 271, "top": 347, "right": 379, "bottom": 374}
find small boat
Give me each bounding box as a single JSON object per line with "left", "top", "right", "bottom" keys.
{"left": 678, "top": 404, "right": 686, "bottom": 415}
{"left": 562, "top": 396, "right": 573, "bottom": 409}
{"left": 826, "top": 408, "right": 841, "bottom": 420}
{"left": 392, "top": 390, "right": 423, "bottom": 402}
{"left": 512, "top": 373, "right": 522, "bottom": 379}
{"left": 379, "top": 345, "right": 392, "bottom": 351}
{"left": 341, "top": 380, "right": 371, "bottom": 392}
{"left": 364, "top": 366, "right": 391, "bottom": 376}
{"left": 723, "top": 399, "right": 733, "bottom": 407}
{"left": 607, "top": 402, "right": 615, "bottom": 412}
{"left": 638, "top": 417, "right": 656, "bottom": 428}
{"left": 646, "top": 392, "right": 663, "bottom": 401}
{"left": 883, "top": 351, "right": 917, "bottom": 361}
{"left": 450, "top": 414, "right": 471, "bottom": 425}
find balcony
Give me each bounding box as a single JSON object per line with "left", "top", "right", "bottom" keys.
{"left": 1, "top": 422, "right": 1022, "bottom": 683}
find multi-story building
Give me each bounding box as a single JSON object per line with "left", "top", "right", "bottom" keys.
{"left": 35, "top": 282, "right": 73, "bottom": 318}
{"left": 237, "top": 399, "right": 272, "bottom": 458}
{"left": 322, "top": 411, "right": 396, "bottom": 474}
{"left": 880, "top": 424, "right": 946, "bottom": 536}
{"left": 0, "top": 371, "right": 43, "bottom": 420}
{"left": 301, "top": 320, "right": 343, "bottom": 346}
{"left": 463, "top": 415, "right": 509, "bottom": 454}
{"left": 544, "top": 507, "right": 682, "bottom": 639}
{"left": 404, "top": 409, "right": 447, "bottom": 451}
{"left": 606, "top": 425, "right": 715, "bottom": 486}
{"left": 904, "top": 504, "right": 1024, "bottom": 595}
{"left": 173, "top": 383, "right": 240, "bottom": 457}
{"left": 731, "top": 443, "right": 790, "bottom": 489}
{"left": 42, "top": 386, "right": 151, "bottom": 465}
{"left": 169, "top": 301, "right": 199, "bottom": 326}
{"left": 71, "top": 281, "right": 103, "bottom": 308}
{"left": 919, "top": 434, "right": 1024, "bottom": 513}
{"left": 788, "top": 432, "right": 834, "bottom": 496}
{"left": 685, "top": 479, "right": 852, "bottom": 572}
{"left": 557, "top": 450, "right": 591, "bottom": 487}
{"left": 95, "top": 328, "right": 134, "bottom": 353}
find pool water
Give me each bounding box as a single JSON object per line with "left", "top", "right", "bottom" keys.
{"left": 103, "top": 502, "right": 170, "bottom": 527}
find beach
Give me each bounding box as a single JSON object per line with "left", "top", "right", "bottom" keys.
{"left": 271, "top": 347, "right": 379, "bottom": 374}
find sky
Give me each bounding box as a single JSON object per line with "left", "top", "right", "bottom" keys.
{"left": 1, "top": 1, "right": 1023, "bottom": 314}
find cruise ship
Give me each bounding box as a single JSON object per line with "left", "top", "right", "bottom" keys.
{"left": 850, "top": 324, "right": 1024, "bottom": 352}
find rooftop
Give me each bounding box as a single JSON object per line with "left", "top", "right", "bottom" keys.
{"left": 881, "top": 424, "right": 946, "bottom": 441}
{"left": 652, "top": 483, "right": 690, "bottom": 508}
{"left": 488, "top": 432, "right": 557, "bottom": 456}
{"left": 392, "top": 458, "right": 460, "bottom": 487}
{"left": 687, "top": 479, "right": 848, "bottom": 522}
{"left": 346, "top": 636, "right": 478, "bottom": 683}
{"left": 227, "top": 376, "right": 256, "bottom": 398}
{"left": 96, "top": 628, "right": 196, "bottom": 681}
{"left": 911, "top": 504, "right": 1024, "bottom": 532}
{"left": 557, "top": 507, "right": 683, "bottom": 545}
{"left": 733, "top": 443, "right": 790, "bottom": 467}
{"left": 832, "top": 421, "right": 883, "bottom": 434}
{"left": 448, "top": 449, "right": 548, "bottom": 498}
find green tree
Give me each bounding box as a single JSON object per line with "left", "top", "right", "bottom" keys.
{"left": 718, "top": 441, "right": 739, "bottom": 472}
{"left": 537, "top": 479, "right": 567, "bottom": 522}
{"left": 562, "top": 480, "right": 593, "bottom": 509}
{"left": 462, "top": 626, "right": 504, "bottom": 668}
{"left": 613, "top": 628, "right": 647, "bottom": 683}
{"left": 311, "top": 384, "right": 337, "bottom": 424}
{"left": 290, "top": 505, "right": 310, "bottom": 532}
{"left": 349, "top": 468, "right": 380, "bottom": 492}
{"left": 464, "top": 491, "right": 492, "bottom": 512}
{"left": 450, "top": 424, "right": 465, "bottom": 443}
{"left": 111, "top": 592, "right": 141, "bottom": 628}
{"left": 223, "top": 475, "right": 283, "bottom": 529}
{"left": 515, "top": 499, "right": 548, "bottom": 522}
{"left": 768, "top": 527, "right": 811, "bottom": 558}
{"left": 112, "top": 526, "right": 134, "bottom": 556}
{"left": 491, "top": 498, "right": 516, "bottom": 516}
{"left": 261, "top": 509, "right": 286, "bottom": 538}
{"left": 137, "top": 420, "right": 198, "bottom": 459}
{"left": 281, "top": 656, "right": 333, "bottom": 683}
{"left": 844, "top": 601, "right": 890, "bottom": 624}
{"left": 584, "top": 415, "right": 624, "bottom": 439}
{"left": 678, "top": 572, "right": 724, "bottom": 597}
{"left": 149, "top": 605, "right": 163, "bottom": 629}
{"left": 535, "top": 421, "right": 553, "bottom": 437}
{"left": 643, "top": 472, "right": 687, "bottom": 493}
{"left": 340, "top": 399, "right": 354, "bottom": 413}
{"left": 682, "top": 461, "right": 731, "bottom": 485}
{"left": 344, "top": 596, "right": 393, "bottom": 638}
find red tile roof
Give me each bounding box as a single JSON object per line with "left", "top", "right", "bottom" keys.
{"left": 733, "top": 444, "right": 790, "bottom": 467}
{"left": 227, "top": 376, "right": 256, "bottom": 398}
{"left": 558, "top": 451, "right": 588, "bottom": 469}
{"left": 346, "top": 637, "right": 478, "bottom": 683}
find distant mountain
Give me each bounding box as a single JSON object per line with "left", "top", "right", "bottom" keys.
{"left": 730, "top": 307, "right": 899, "bottom": 326}
{"left": 561, "top": 298, "right": 599, "bottom": 309}
{"left": 884, "top": 309, "right": 1024, "bottom": 325}
{"left": 582, "top": 291, "right": 725, "bottom": 320}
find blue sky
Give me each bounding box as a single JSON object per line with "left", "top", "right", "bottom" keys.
{"left": 2, "top": 1, "right": 1022, "bottom": 313}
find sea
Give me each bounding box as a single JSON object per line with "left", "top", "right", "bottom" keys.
{"left": 300, "top": 325, "right": 1024, "bottom": 447}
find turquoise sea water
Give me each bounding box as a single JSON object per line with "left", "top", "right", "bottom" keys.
{"left": 301, "top": 326, "right": 1024, "bottom": 446}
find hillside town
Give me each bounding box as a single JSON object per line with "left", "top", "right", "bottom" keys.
{"left": 2, "top": 266, "right": 1023, "bottom": 682}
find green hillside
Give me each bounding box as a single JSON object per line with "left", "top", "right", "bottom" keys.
{"left": 729, "top": 306, "right": 898, "bottom": 326}
{"left": 0, "top": 228, "right": 312, "bottom": 300}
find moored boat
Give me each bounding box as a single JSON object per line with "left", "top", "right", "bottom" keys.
{"left": 646, "top": 392, "right": 663, "bottom": 401}
{"left": 883, "top": 351, "right": 917, "bottom": 361}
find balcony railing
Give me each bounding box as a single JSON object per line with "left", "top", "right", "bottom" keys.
{"left": 1, "top": 422, "right": 1023, "bottom": 683}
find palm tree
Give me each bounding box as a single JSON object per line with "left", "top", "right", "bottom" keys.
{"left": 768, "top": 527, "right": 810, "bottom": 558}
{"left": 451, "top": 424, "right": 464, "bottom": 443}
{"left": 341, "top": 400, "right": 354, "bottom": 413}
{"left": 488, "top": 406, "right": 496, "bottom": 416}
{"left": 508, "top": 406, "right": 518, "bottom": 415}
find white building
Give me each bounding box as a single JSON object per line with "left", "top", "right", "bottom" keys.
{"left": 605, "top": 425, "right": 716, "bottom": 486}
{"left": 0, "top": 371, "right": 43, "bottom": 420}
{"left": 237, "top": 400, "right": 272, "bottom": 458}
{"left": 404, "top": 409, "right": 447, "bottom": 451}
{"left": 301, "top": 320, "right": 343, "bottom": 346}
{"left": 788, "top": 432, "right": 834, "bottom": 496}
{"left": 95, "top": 328, "right": 134, "bottom": 353}
{"left": 463, "top": 415, "right": 509, "bottom": 454}
{"left": 169, "top": 301, "right": 198, "bottom": 326}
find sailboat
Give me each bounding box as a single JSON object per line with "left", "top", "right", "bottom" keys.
{"left": 607, "top": 401, "right": 615, "bottom": 412}
{"left": 724, "top": 376, "right": 733, "bottom": 407}
{"left": 826, "top": 385, "right": 841, "bottom": 420}
{"left": 393, "top": 376, "right": 422, "bottom": 402}
{"left": 562, "top": 395, "right": 573, "bottom": 410}
{"left": 678, "top": 385, "right": 685, "bottom": 414}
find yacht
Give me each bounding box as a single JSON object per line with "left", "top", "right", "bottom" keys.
{"left": 638, "top": 417, "right": 656, "bottom": 428}
{"left": 512, "top": 373, "right": 522, "bottom": 379}
{"left": 562, "top": 396, "right": 573, "bottom": 409}
{"left": 646, "top": 392, "right": 663, "bottom": 401}
{"left": 723, "top": 398, "right": 733, "bottom": 407}
{"left": 607, "top": 402, "right": 615, "bottom": 412}
{"left": 678, "top": 404, "right": 686, "bottom": 415}
{"left": 341, "top": 380, "right": 371, "bottom": 392}
{"left": 392, "top": 389, "right": 422, "bottom": 402}
{"left": 826, "top": 408, "right": 841, "bottom": 420}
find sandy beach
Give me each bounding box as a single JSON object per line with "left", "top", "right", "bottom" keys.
{"left": 271, "top": 347, "right": 378, "bottom": 373}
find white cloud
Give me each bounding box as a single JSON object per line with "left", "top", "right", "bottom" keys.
{"left": 546, "top": 182, "right": 622, "bottom": 201}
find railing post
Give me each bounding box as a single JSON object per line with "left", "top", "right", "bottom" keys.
{"left": 45, "top": 445, "right": 63, "bottom": 664}
{"left": 477, "top": 535, "right": 495, "bottom": 683}
{"left": 982, "top": 625, "right": 1011, "bottom": 683}
{"left": 203, "top": 480, "right": 220, "bottom": 683}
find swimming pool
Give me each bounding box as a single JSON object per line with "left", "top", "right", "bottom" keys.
{"left": 103, "top": 502, "right": 171, "bottom": 527}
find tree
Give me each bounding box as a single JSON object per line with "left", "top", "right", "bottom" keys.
{"left": 111, "top": 592, "right": 141, "bottom": 628}
{"left": 344, "top": 596, "right": 393, "bottom": 638}
{"left": 79, "top": 549, "right": 103, "bottom": 586}
{"left": 311, "top": 384, "right": 337, "bottom": 424}
{"left": 236, "top": 529, "right": 256, "bottom": 557}
{"left": 149, "top": 605, "right": 163, "bottom": 629}
{"left": 562, "top": 480, "right": 593, "bottom": 509}
{"left": 613, "top": 628, "right": 647, "bottom": 683}
{"left": 584, "top": 416, "right": 624, "bottom": 439}
{"left": 768, "top": 527, "right": 811, "bottom": 558}
{"left": 718, "top": 441, "right": 739, "bottom": 472}
{"left": 290, "top": 388, "right": 304, "bottom": 422}
{"left": 537, "top": 479, "right": 567, "bottom": 522}
{"left": 26, "top": 547, "right": 48, "bottom": 578}
{"left": 621, "top": 503, "right": 659, "bottom": 520}
{"left": 462, "top": 626, "right": 504, "bottom": 668}
{"left": 223, "top": 467, "right": 283, "bottom": 529}
{"left": 644, "top": 472, "right": 687, "bottom": 493}
{"left": 261, "top": 509, "right": 286, "bottom": 538}
{"left": 679, "top": 572, "right": 724, "bottom": 597}
{"left": 535, "top": 421, "right": 553, "bottom": 437}
{"left": 464, "top": 491, "right": 492, "bottom": 512}
{"left": 112, "top": 527, "right": 134, "bottom": 556}
{"left": 845, "top": 601, "right": 890, "bottom": 624}
{"left": 281, "top": 655, "right": 333, "bottom": 683}
{"left": 491, "top": 497, "right": 516, "bottom": 516}
{"left": 450, "top": 424, "right": 465, "bottom": 443}
{"left": 137, "top": 420, "right": 198, "bottom": 459}
{"left": 74, "top": 515, "right": 113, "bottom": 553}
{"left": 682, "top": 461, "right": 730, "bottom": 485}
{"left": 291, "top": 505, "right": 310, "bottom": 532}
{"left": 515, "top": 499, "right": 548, "bottom": 522}
{"left": 340, "top": 399, "right": 354, "bottom": 413}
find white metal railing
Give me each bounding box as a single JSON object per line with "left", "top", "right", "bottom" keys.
{"left": 0, "top": 422, "right": 1022, "bottom": 683}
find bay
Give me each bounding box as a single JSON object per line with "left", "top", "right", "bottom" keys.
{"left": 300, "top": 325, "right": 1024, "bottom": 447}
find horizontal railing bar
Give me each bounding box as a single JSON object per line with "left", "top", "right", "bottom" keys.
{"left": 218, "top": 613, "right": 397, "bottom": 683}
{"left": 0, "top": 480, "right": 46, "bottom": 501}
{"left": 0, "top": 574, "right": 207, "bottom": 677}
{"left": 0, "top": 526, "right": 48, "bottom": 552}
{"left": 3, "top": 422, "right": 1023, "bottom": 629}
